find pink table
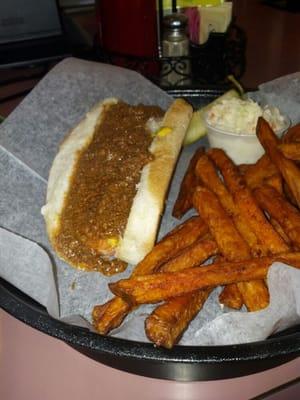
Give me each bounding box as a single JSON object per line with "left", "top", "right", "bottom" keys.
{"left": 0, "top": 310, "right": 299, "bottom": 400}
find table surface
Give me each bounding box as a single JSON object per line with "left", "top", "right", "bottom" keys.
{"left": 0, "top": 309, "right": 299, "bottom": 400}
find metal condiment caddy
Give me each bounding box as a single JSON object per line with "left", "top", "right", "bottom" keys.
{"left": 94, "top": 1, "right": 246, "bottom": 89}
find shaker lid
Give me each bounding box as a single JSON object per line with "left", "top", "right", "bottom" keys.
{"left": 163, "top": 13, "right": 188, "bottom": 30}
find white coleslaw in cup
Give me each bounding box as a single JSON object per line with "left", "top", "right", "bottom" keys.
{"left": 205, "top": 98, "right": 290, "bottom": 164}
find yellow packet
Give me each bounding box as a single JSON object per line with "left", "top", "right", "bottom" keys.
{"left": 162, "top": 0, "right": 224, "bottom": 8}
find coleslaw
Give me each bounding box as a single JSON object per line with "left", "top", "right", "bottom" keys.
{"left": 206, "top": 98, "right": 286, "bottom": 135}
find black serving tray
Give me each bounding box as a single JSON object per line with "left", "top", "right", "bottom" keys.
{"left": 1, "top": 88, "right": 300, "bottom": 381}
{"left": 1, "top": 277, "right": 300, "bottom": 381}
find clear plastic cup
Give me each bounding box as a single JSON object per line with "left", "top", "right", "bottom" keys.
{"left": 204, "top": 116, "right": 290, "bottom": 164}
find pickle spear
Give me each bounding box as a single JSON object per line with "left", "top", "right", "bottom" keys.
{"left": 183, "top": 89, "right": 240, "bottom": 146}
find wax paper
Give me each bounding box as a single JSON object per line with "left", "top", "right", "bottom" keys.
{"left": 1, "top": 58, "right": 300, "bottom": 345}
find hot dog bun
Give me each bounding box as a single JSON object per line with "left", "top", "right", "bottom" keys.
{"left": 42, "top": 98, "right": 193, "bottom": 271}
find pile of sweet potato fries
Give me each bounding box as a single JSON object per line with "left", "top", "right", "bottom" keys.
{"left": 93, "top": 117, "right": 300, "bottom": 349}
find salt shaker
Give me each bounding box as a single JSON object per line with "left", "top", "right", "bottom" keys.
{"left": 161, "top": 13, "right": 191, "bottom": 86}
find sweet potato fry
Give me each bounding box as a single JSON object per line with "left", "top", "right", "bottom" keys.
{"left": 208, "top": 148, "right": 289, "bottom": 255}
{"left": 92, "top": 297, "right": 131, "bottom": 333}
{"left": 206, "top": 149, "right": 289, "bottom": 309}
{"left": 264, "top": 173, "right": 283, "bottom": 195}
{"left": 195, "top": 154, "right": 261, "bottom": 256}
{"left": 143, "top": 237, "right": 218, "bottom": 348}
{"left": 195, "top": 154, "right": 233, "bottom": 209}
{"left": 282, "top": 122, "right": 300, "bottom": 143}
{"left": 146, "top": 235, "right": 237, "bottom": 348}
{"left": 93, "top": 216, "right": 208, "bottom": 334}
{"left": 218, "top": 284, "right": 243, "bottom": 309}
{"left": 132, "top": 216, "right": 208, "bottom": 277}
{"left": 172, "top": 147, "right": 205, "bottom": 218}
{"left": 243, "top": 154, "right": 278, "bottom": 189}
{"left": 145, "top": 290, "right": 210, "bottom": 348}
{"left": 278, "top": 142, "right": 300, "bottom": 161}
{"left": 193, "top": 185, "right": 269, "bottom": 311}
{"left": 195, "top": 154, "right": 262, "bottom": 308}
{"left": 254, "top": 185, "right": 300, "bottom": 249}
{"left": 257, "top": 117, "right": 300, "bottom": 209}
{"left": 283, "top": 181, "right": 298, "bottom": 207}
{"left": 238, "top": 164, "right": 250, "bottom": 175}
{"left": 193, "top": 186, "right": 251, "bottom": 261}
{"left": 146, "top": 254, "right": 229, "bottom": 348}
{"left": 269, "top": 217, "right": 292, "bottom": 246}
{"left": 195, "top": 157, "right": 245, "bottom": 308}
{"left": 159, "top": 237, "right": 218, "bottom": 273}
{"left": 109, "top": 253, "right": 300, "bottom": 305}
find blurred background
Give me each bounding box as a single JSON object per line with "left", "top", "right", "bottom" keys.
{"left": 1, "top": 0, "right": 300, "bottom": 117}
